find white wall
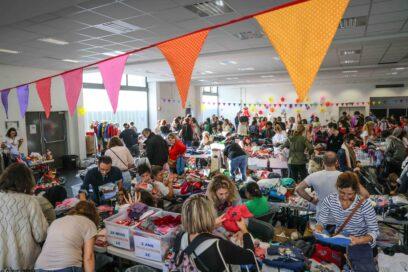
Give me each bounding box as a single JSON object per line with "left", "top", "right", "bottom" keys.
{"left": 0, "top": 64, "right": 86, "bottom": 159}
{"left": 148, "top": 81, "right": 201, "bottom": 127}
{"left": 214, "top": 81, "right": 408, "bottom": 124}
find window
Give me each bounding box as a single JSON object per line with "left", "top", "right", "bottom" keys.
{"left": 128, "top": 74, "right": 146, "bottom": 87}
{"left": 201, "top": 86, "right": 219, "bottom": 120}
{"left": 82, "top": 72, "right": 148, "bottom": 132}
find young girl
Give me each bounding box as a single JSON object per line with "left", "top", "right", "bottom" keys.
{"left": 244, "top": 182, "right": 270, "bottom": 217}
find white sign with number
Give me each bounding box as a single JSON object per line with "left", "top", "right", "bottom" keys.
{"left": 106, "top": 225, "right": 131, "bottom": 250}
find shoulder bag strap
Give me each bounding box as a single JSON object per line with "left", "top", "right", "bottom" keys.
{"left": 108, "top": 148, "right": 128, "bottom": 170}
{"left": 333, "top": 197, "right": 366, "bottom": 236}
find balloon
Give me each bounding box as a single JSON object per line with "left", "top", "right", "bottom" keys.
{"left": 201, "top": 103, "right": 206, "bottom": 111}
{"left": 280, "top": 96, "right": 285, "bottom": 102}
{"left": 325, "top": 101, "right": 331, "bottom": 107}
{"left": 78, "top": 107, "right": 87, "bottom": 116}
{"left": 258, "top": 110, "right": 264, "bottom": 115}
{"left": 295, "top": 98, "right": 300, "bottom": 103}
{"left": 295, "top": 108, "right": 302, "bottom": 114}
{"left": 269, "top": 107, "right": 275, "bottom": 113}
{"left": 268, "top": 96, "right": 274, "bottom": 103}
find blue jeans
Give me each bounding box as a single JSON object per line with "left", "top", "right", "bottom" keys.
{"left": 230, "top": 155, "right": 248, "bottom": 181}
{"left": 37, "top": 267, "right": 82, "bottom": 272}
{"left": 183, "top": 140, "right": 192, "bottom": 147}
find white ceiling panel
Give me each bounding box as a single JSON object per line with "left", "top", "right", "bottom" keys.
{"left": 67, "top": 10, "right": 112, "bottom": 26}
{"left": 369, "top": 10, "right": 408, "bottom": 25}
{"left": 343, "top": 4, "right": 370, "bottom": 17}
{"left": 77, "top": 0, "right": 113, "bottom": 10}
{"left": 151, "top": 7, "right": 199, "bottom": 23}
{"left": 371, "top": 0, "right": 408, "bottom": 15}
{"left": 77, "top": 27, "right": 113, "bottom": 37}
{"left": 52, "top": 32, "right": 91, "bottom": 43}
{"left": 367, "top": 20, "right": 405, "bottom": 32}
{"left": 121, "top": 0, "right": 179, "bottom": 13}
{"left": 124, "top": 15, "right": 162, "bottom": 29}
{"left": 79, "top": 38, "right": 115, "bottom": 47}
{"left": 92, "top": 3, "right": 142, "bottom": 20}
{"left": 125, "top": 29, "right": 157, "bottom": 40}
{"left": 102, "top": 34, "right": 135, "bottom": 43}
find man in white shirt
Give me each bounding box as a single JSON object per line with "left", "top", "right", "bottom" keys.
{"left": 296, "top": 152, "right": 369, "bottom": 215}
{"left": 296, "top": 152, "right": 340, "bottom": 214}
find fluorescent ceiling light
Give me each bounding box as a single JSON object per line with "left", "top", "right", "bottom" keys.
{"left": 339, "top": 49, "right": 361, "bottom": 55}
{"left": 394, "top": 67, "right": 406, "bottom": 70}
{"left": 342, "top": 70, "right": 358, "bottom": 73}
{"left": 238, "top": 67, "right": 255, "bottom": 71}
{"left": 102, "top": 51, "right": 125, "bottom": 56}
{"left": 38, "top": 38, "right": 69, "bottom": 45}
{"left": 341, "top": 59, "right": 359, "bottom": 64}
{"left": 261, "top": 75, "right": 274, "bottom": 78}
{"left": 273, "top": 57, "right": 280, "bottom": 61}
{"left": 62, "top": 59, "right": 80, "bottom": 63}
{"left": 0, "top": 48, "right": 20, "bottom": 54}
{"left": 387, "top": 72, "right": 398, "bottom": 75}
{"left": 201, "top": 70, "right": 214, "bottom": 75}
{"left": 226, "top": 77, "right": 239, "bottom": 80}
{"left": 220, "top": 60, "right": 237, "bottom": 65}
{"left": 198, "top": 79, "right": 207, "bottom": 82}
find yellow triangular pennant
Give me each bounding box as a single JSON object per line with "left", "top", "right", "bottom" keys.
{"left": 255, "top": 0, "right": 350, "bottom": 101}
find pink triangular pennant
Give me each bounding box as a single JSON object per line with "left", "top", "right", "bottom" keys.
{"left": 36, "top": 77, "right": 52, "bottom": 118}
{"left": 98, "top": 54, "right": 129, "bottom": 113}
{"left": 17, "top": 85, "right": 29, "bottom": 118}
{"left": 62, "top": 69, "right": 83, "bottom": 116}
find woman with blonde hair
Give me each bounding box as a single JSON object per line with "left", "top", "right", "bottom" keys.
{"left": 360, "top": 121, "right": 376, "bottom": 145}
{"left": 174, "top": 194, "right": 257, "bottom": 272}
{"left": 199, "top": 131, "right": 213, "bottom": 150}
{"left": 105, "top": 136, "right": 134, "bottom": 190}
{"left": 35, "top": 201, "right": 99, "bottom": 272}
{"left": 272, "top": 124, "right": 287, "bottom": 146}
{"left": 206, "top": 174, "right": 241, "bottom": 214}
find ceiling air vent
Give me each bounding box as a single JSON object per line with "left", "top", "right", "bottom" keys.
{"left": 375, "top": 84, "right": 405, "bottom": 88}
{"left": 94, "top": 20, "right": 141, "bottom": 34}
{"left": 185, "top": 0, "right": 234, "bottom": 17}
{"left": 339, "top": 16, "right": 367, "bottom": 29}
{"left": 233, "top": 30, "right": 264, "bottom": 40}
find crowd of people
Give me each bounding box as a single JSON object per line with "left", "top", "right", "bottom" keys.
{"left": 1, "top": 108, "right": 407, "bottom": 271}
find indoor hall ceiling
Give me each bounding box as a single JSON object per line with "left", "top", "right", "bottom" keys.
{"left": 0, "top": 0, "right": 407, "bottom": 85}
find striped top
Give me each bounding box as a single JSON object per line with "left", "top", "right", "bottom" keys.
{"left": 317, "top": 193, "right": 379, "bottom": 247}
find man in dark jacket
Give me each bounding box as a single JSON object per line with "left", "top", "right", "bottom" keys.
{"left": 119, "top": 123, "right": 138, "bottom": 150}
{"left": 327, "top": 122, "right": 343, "bottom": 153}
{"left": 180, "top": 117, "right": 194, "bottom": 147}
{"left": 142, "top": 128, "right": 169, "bottom": 166}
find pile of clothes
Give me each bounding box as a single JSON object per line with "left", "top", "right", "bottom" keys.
{"left": 55, "top": 198, "right": 80, "bottom": 216}
{"left": 138, "top": 214, "right": 181, "bottom": 236}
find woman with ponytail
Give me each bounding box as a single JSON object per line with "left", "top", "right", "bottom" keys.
{"left": 244, "top": 182, "right": 270, "bottom": 217}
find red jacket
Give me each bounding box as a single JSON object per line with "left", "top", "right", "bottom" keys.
{"left": 169, "top": 140, "right": 186, "bottom": 161}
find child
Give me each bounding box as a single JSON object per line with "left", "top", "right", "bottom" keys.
{"left": 244, "top": 182, "right": 270, "bottom": 217}
{"left": 151, "top": 165, "right": 174, "bottom": 199}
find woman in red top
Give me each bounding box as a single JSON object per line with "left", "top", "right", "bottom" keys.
{"left": 167, "top": 133, "right": 186, "bottom": 171}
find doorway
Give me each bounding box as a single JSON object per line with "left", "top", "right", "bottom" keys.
{"left": 25, "top": 111, "right": 68, "bottom": 167}
{"left": 338, "top": 106, "right": 366, "bottom": 118}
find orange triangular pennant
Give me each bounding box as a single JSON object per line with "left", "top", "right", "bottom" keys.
{"left": 255, "top": 0, "right": 350, "bottom": 101}
{"left": 158, "top": 30, "right": 209, "bottom": 108}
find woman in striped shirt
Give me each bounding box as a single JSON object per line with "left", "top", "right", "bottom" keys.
{"left": 315, "top": 171, "right": 379, "bottom": 249}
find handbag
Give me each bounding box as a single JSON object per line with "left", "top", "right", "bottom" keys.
{"left": 345, "top": 244, "right": 377, "bottom": 272}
